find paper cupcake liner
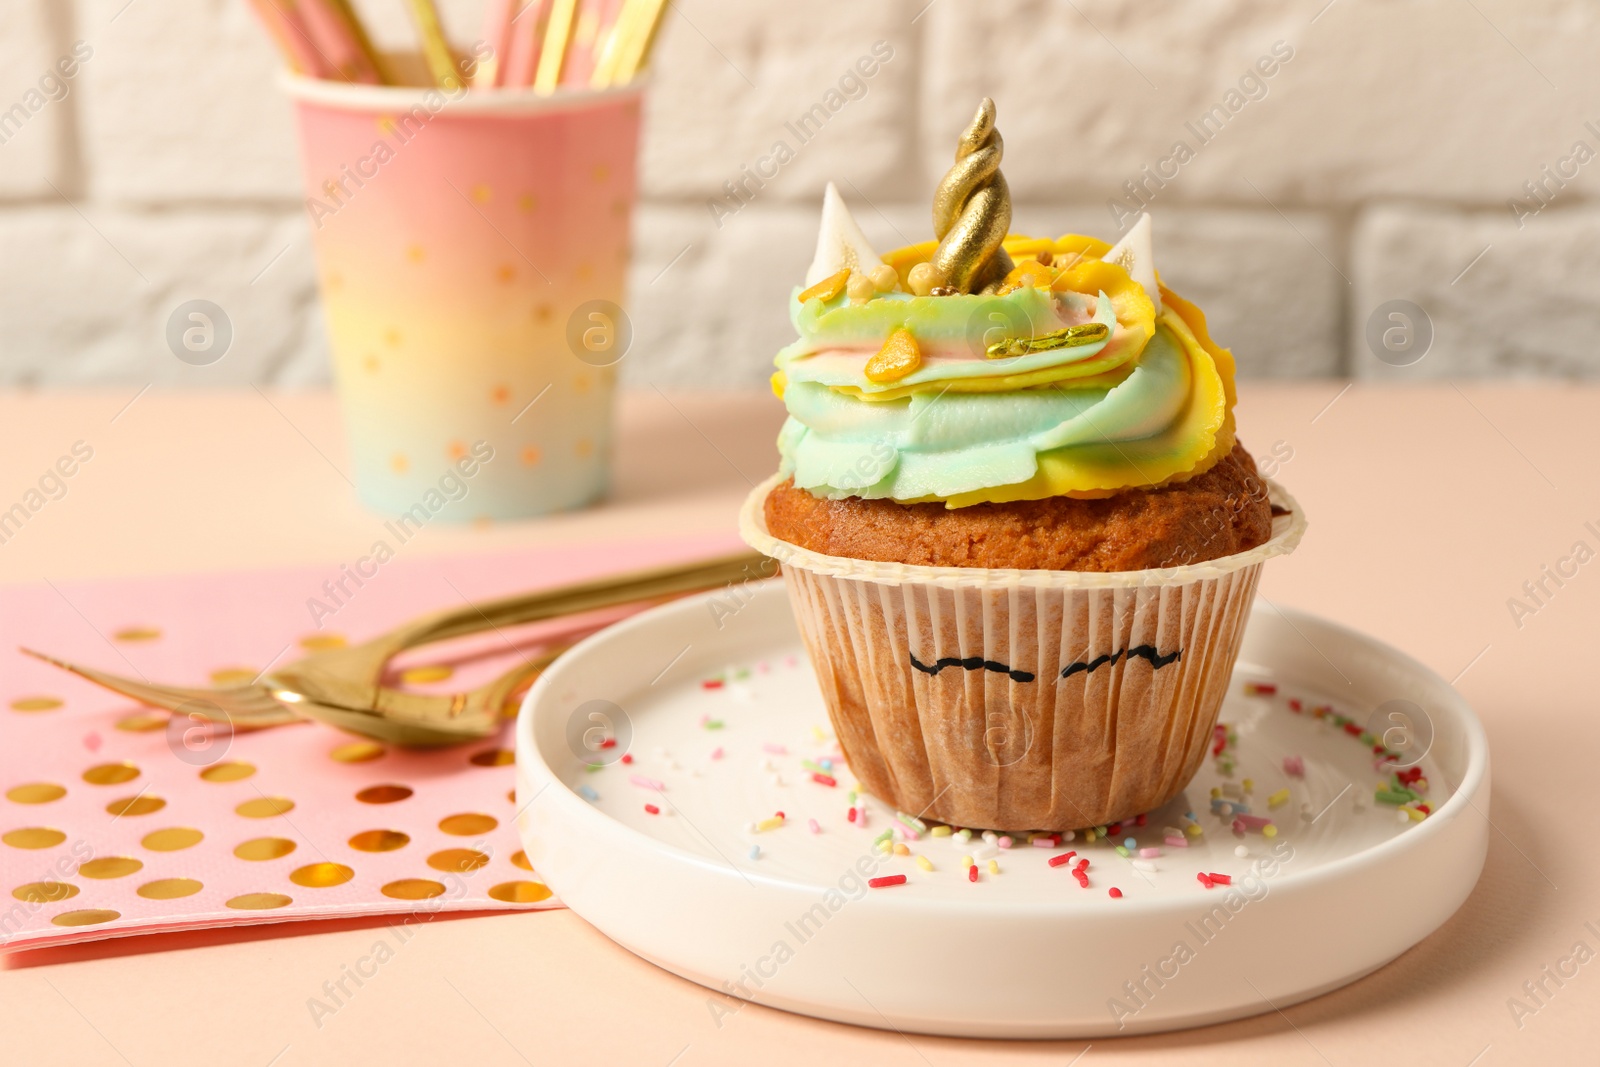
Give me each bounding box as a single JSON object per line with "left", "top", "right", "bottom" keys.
{"left": 739, "top": 474, "right": 1307, "bottom": 831}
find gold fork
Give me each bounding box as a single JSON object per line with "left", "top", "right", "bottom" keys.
{"left": 23, "top": 549, "right": 773, "bottom": 747}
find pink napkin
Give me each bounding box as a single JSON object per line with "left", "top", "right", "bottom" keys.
{"left": 0, "top": 532, "right": 742, "bottom": 950}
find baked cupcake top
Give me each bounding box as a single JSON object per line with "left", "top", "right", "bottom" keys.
{"left": 772, "top": 99, "right": 1239, "bottom": 508}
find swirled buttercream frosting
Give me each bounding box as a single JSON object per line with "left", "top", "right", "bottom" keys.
{"left": 773, "top": 100, "right": 1237, "bottom": 507}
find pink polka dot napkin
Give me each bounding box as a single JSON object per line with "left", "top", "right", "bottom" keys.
{"left": 1, "top": 532, "right": 742, "bottom": 950}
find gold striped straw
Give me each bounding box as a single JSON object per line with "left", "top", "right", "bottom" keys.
{"left": 588, "top": 0, "right": 639, "bottom": 87}
{"left": 321, "top": 0, "right": 389, "bottom": 83}
{"left": 405, "top": 0, "right": 461, "bottom": 89}
{"left": 609, "top": 0, "right": 667, "bottom": 85}
{"left": 533, "top": 0, "right": 579, "bottom": 92}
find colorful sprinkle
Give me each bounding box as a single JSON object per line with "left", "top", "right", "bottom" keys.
{"left": 762, "top": 743, "right": 787, "bottom": 754}
{"left": 1164, "top": 835, "right": 1187, "bottom": 848}
{"left": 578, "top": 785, "right": 598, "bottom": 801}
{"left": 1208, "top": 872, "right": 1232, "bottom": 885}
{"left": 997, "top": 836, "right": 1013, "bottom": 849}
{"left": 1197, "top": 872, "right": 1214, "bottom": 889}
{"left": 987, "top": 860, "right": 1000, "bottom": 875}
{"left": 748, "top": 845, "right": 760, "bottom": 859}
{"left": 1139, "top": 847, "right": 1162, "bottom": 858}
{"left": 1268, "top": 788, "right": 1290, "bottom": 808}
{"left": 869, "top": 875, "right": 906, "bottom": 889}
{"left": 644, "top": 803, "right": 660, "bottom": 815}
{"left": 893, "top": 842, "right": 910, "bottom": 856}
{"left": 703, "top": 720, "right": 724, "bottom": 730}
{"left": 628, "top": 775, "right": 664, "bottom": 791}
{"left": 968, "top": 864, "right": 979, "bottom": 883}
{"left": 808, "top": 818, "right": 821, "bottom": 834}
{"left": 620, "top": 753, "right": 634, "bottom": 765}
{"left": 811, "top": 773, "right": 837, "bottom": 787}
{"left": 847, "top": 807, "right": 858, "bottom": 823}
{"left": 1048, "top": 851, "right": 1078, "bottom": 868}
{"left": 755, "top": 816, "right": 784, "bottom": 832}
{"left": 931, "top": 825, "right": 952, "bottom": 838}
{"left": 710, "top": 747, "right": 723, "bottom": 760}
{"left": 1108, "top": 887, "right": 1123, "bottom": 898}
{"left": 1244, "top": 682, "right": 1277, "bottom": 696}
{"left": 916, "top": 855, "right": 934, "bottom": 872}
{"left": 702, "top": 679, "right": 724, "bottom": 690}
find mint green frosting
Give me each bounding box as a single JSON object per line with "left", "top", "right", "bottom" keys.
{"left": 778, "top": 325, "right": 1190, "bottom": 501}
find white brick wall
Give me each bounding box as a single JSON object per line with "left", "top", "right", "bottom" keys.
{"left": 1, "top": 0, "right": 1595, "bottom": 386}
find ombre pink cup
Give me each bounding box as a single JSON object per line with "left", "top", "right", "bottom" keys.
{"left": 283, "top": 71, "right": 642, "bottom": 521}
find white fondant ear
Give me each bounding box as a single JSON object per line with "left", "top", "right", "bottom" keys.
{"left": 805, "top": 182, "right": 886, "bottom": 286}
{"left": 1104, "top": 213, "right": 1161, "bottom": 313}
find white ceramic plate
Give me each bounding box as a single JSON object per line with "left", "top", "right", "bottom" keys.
{"left": 515, "top": 580, "right": 1489, "bottom": 1038}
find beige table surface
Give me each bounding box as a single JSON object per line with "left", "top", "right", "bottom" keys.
{"left": 1, "top": 384, "right": 1596, "bottom": 1065}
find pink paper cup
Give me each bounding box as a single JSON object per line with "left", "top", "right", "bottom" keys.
{"left": 283, "top": 74, "right": 643, "bottom": 521}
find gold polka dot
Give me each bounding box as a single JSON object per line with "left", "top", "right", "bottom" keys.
{"left": 7, "top": 782, "right": 66, "bottom": 804}
{"left": 575, "top": 438, "right": 595, "bottom": 459}
{"left": 506, "top": 789, "right": 515, "bottom": 804}
{"left": 390, "top": 453, "right": 409, "bottom": 474}
{"left": 290, "top": 862, "right": 354, "bottom": 888}
{"left": 355, "top": 784, "right": 412, "bottom": 804}
{"left": 234, "top": 837, "right": 297, "bottom": 861}
{"left": 235, "top": 796, "right": 295, "bottom": 818}
{"left": 490, "top": 384, "right": 511, "bottom": 405}
{"left": 226, "top": 893, "right": 292, "bottom": 910}
{"left": 13, "top": 881, "right": 78, "bottom": 903}
{"left": 106, "top": 795, "right": 165, "bottom": 817}
{"left": 200, "top": 761, "right": 255, "bottom": 783}
{"left": 381, "top": 878, "right": 445, "bottom": 900}
{"left": 518, "top": 193, "right": 537, "bottom": 213}
{"left": 114, "top": 627, "right": 161, "bottom": 642}
{"left": 10, "top": 696, "right": 62, "bottom": 712}
{"left": 472, "top": 184, "right": 492, "bottom": 204}
{"left": 300, "top": 633, "right": 347, "bottom": 651}
{"left": 534, "top": 303, "right": 553, "bottom": 324}
{"left": 5, "top": 827, "right": 66, "bottom": 849}
{"left": 326, "top": 271, "right": 344, "bottom": 292}
{"left": 611, "top": 197, "right": 627, "bottom": 217}
{"left": 377, "top": 115, "right": 397, "bottom": 135}
{"left": 406, "top": 244, "right": 426, "bottom": 263}
{"left": 348, "top": 829, "right": 410, "bottom": 852}
{"left": 83, "top": 762, "right": 139, "bottom": 785}
{"left": 79, "top": 857, "right": 142, "bottom": 879}
{"left": 511, "top": 850, "right": 533, "bottom": 871}
{"left": 52, "top": 909, "right": 120, "bottom": 927}
{"left": 520, "top": 445, "right": 542, "bottom": 467}
{"left": 439, "top": 813, "right": 497, "bottom": 836}
{"left": 384, "top": 328, "right": 402, "bottom": 348}
{"left": 575, "top": 262, "right": 593, "bottom": 281}
{"left": 489, "top": 880, "right": 552, "bottom": 903}
{"left": 428, "top": 848, "right": 490, "bottom": 873}
{"left": 138, "top": 878, "right": 203, "bottom": 900}
{"left": 116, "top": 712, "right": 166, "bottom": 732}
{"left": 142, "top": 827, "right": 203, "bottom": 851}
{"left": 573, "top": 373, "right": 592, "bottom": 394}
{"left": 208, "top": 667, "right": 258, "bottom": 686}
{"left": 473, "top": 515, "right": 493, "bottom": 529}
{"left": 331, "top": 741, "right": 386, "bottom": 763}
{"left": 496, "top": 264, "right": 516, "bottom": 283}
{"left": 592, "top": 164, "right": 610, "bottom": 183}
{"left": 399, "top": 665, "right": 452, "bottom": 685}
{"left": 363, "top": 354, "right": 381, "bottom": 374}
{"left": 469, "top": 749, "right": 514, "bottom": 767}
{"left": 446, "top": 440, "right": 469, "bottom": 460}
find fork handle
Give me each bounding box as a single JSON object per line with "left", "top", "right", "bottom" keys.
{"left": 380, "top": 549, "right": 774, "bottom": 656}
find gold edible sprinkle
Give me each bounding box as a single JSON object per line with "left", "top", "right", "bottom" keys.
{"left": 985, "top": 321, "right": 1110, "bottom": 360}
{"left": 798, "top": 268, "right": 850, "bottom": 305}
{"left": 864, "top": 327, "right": 922, "bottom": 383}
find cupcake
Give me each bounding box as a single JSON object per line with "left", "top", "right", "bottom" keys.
{"left": 739, "top": 99, "right": 1306, "bottom": 832}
